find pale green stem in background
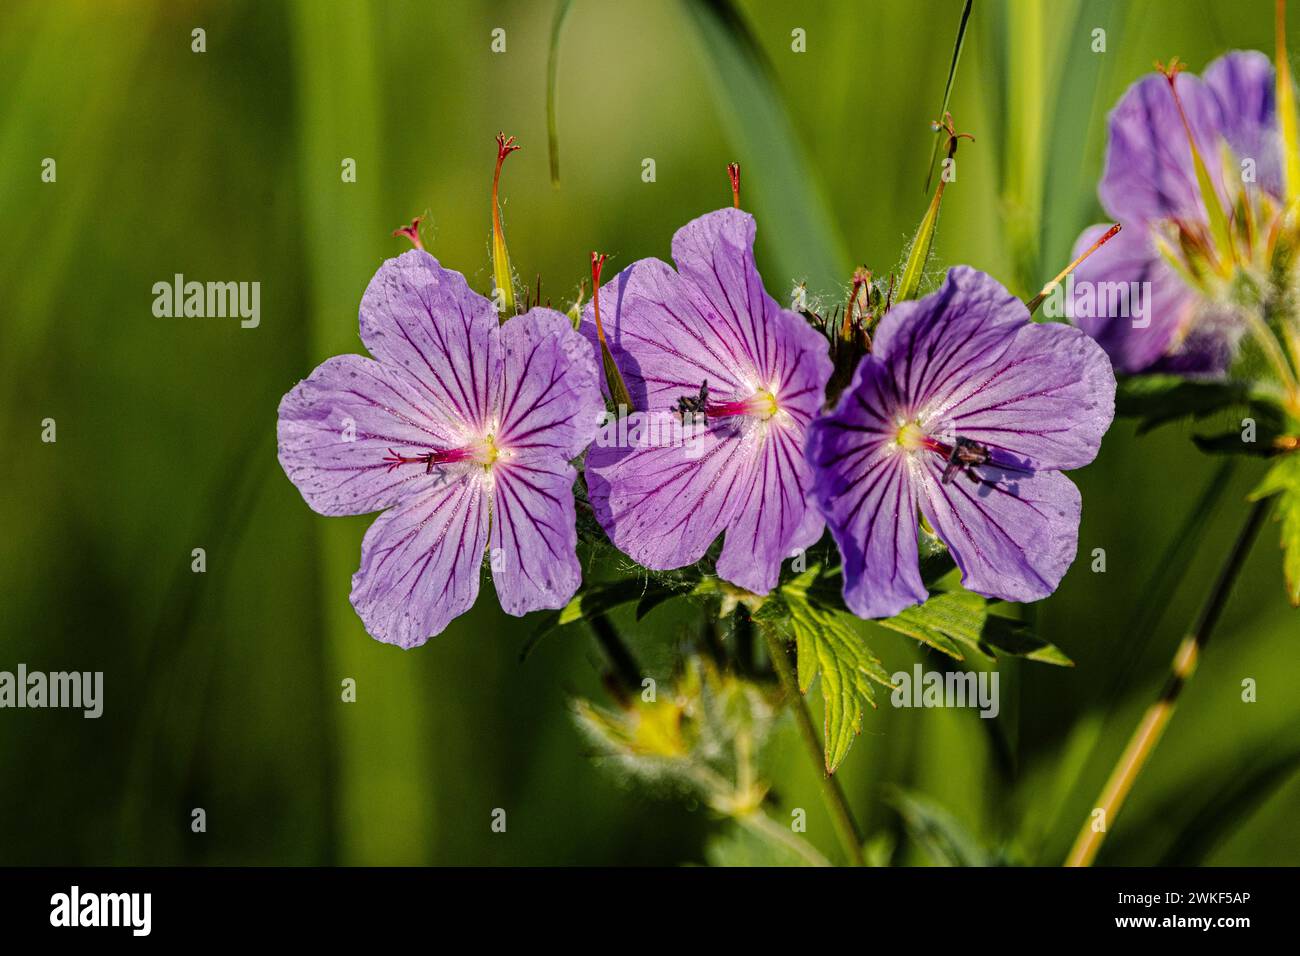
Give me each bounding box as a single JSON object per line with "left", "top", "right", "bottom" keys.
{"left": 1065, "top": 498, "right": 1270, "bottom": 867}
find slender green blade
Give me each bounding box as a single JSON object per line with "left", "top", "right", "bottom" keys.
{"left": 547, "top": 0, "right": 574, "bottom": 187}
{"left": 923, "top": 0, "right": 974, "bottom": 194}
{"left": 290, "top": 0, "right": 435, "bottom": 865}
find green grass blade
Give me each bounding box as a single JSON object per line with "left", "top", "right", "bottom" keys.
{"left": 923, "top": 0, "right": 974, "bottom": 194}
{"left": 547, "top": 0, "right": 574, "bottom": 187}
{"left": 289, "top": 0, "right": 436, "bottom": 865}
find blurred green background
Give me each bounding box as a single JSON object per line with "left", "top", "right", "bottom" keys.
{"left": 2, "top": 0, "right": 1298, "bottom": 866}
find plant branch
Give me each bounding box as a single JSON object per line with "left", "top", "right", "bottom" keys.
{"left": 588, "top": 612, "right": 642, "bottom": 692}
{"left": 1065, "top": 497, "right": 1271, "bottom": 867}
{"left": 761, "top": 624, "right": 866, "bottom": 866}
{"left": 737, "top": 809, "right": 833, "bottom": 867}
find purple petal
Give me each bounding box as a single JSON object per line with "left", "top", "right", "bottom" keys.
{"left": 580, "top": 257, "right": 748, "bottom": 411}
{"left": 937, "top": 319, "right": 1116, "bottom": 472}
{"left": 1069, "top": 223, "right": 1239, "bottom": 376}
{"left": 870, "top": 266, "right": 1027, "bottom": 417}
{"left": 1067, "top": 222, "right": 1193, "bottom": 374}
{"left": 580, "top": 208, "right": 831, "bottom": 592}
{"left": 580, "top": 209, "right": 831, "bottom": 418}
{"left": 916, "top": 456, "right": 1081, "bottom": 605}
{"left": 359, "top": 250, "right": 502, "bottom": 432}
{"left": 807, "top": 358, "right": 928, "bottom": 618}
{"left": 1203, "top": 50, "right": 1281, "bottom": 200}
{"left": 585, "top": 425, "right": 749, "bottom": 573}
{"left": 1099, "top": 69, "right": 1227, "bottom": 224}
{"left": 498, "top": 308, "right": 603, "bottom": 461}
{"left": 490, "top": 459, "right": 583, "bottom": 615}
{"left": 670, "top": 208, "right": 798, "bottom": 381}
{"left": 350, "top": 471, "right": 490, "bottom": 647}
{"left": 277, "top": 354, "right": 462, "bottom": 516}
{"left": 715, "top": 421, "right": 825, "bottom": 594}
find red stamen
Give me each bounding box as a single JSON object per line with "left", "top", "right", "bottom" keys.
{"left": 392, "top": 216, "right": 424, "bottom": 250}
{"left": 918, "top": 436, "right": 951, "bottom": 457}
{"left": 1025, "top": 223, "right": 1123, "bottom": 315}
{"left": 492, "top": 132, "right": 520, "bottom": 252}
{"left": 727, "top": 162, "right": 741, "bottom": 208}
{"left": 590, "top": 252, "right": 610, "bottom": 345}
{"left": 842, "top": 266, "right": 872, "bottom": 341}
{"left": 381, "top": 446, "right": 474, "bottom": 474}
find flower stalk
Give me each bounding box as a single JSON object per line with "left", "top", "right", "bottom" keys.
{"left": 896, "top": 113, "right": 972, "bottom": 303}
{"left": 761, "top": 623, "right": 866, "bottom": 866}
{"left": 492, "top": 132, "right": 520, "bottom": 318}
{"left": 1065, "top": 496, "right": 1271, "bottom": 867}
{"left": 589, "top": 251, "right": 636, "bottom": 411}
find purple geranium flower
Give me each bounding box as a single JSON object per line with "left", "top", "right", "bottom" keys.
{"left": 1069, "top": 51, "right": 1280, "bottom": 375}
{"left": 807, "top": 267, "right": 1116, "bottom": 619}
{"left": 581, "top": 209, "right": 832, "bottom": 594}
{"left": 278, "top": 250, "right": 604, "bottom": 647}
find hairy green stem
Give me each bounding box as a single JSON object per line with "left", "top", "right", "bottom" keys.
{"left": 1065, "top": 497, "right": 1270, "bottom": 867}
{"left": 761, "top": 625, "right": 866, "bottom": 866}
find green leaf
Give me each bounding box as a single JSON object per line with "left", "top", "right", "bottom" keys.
{"left": 886, "top": 787, "right": 1006, "bottom": 867}
{"left": 1249, "top": 454, "right": 1300, "bottom": 606}
{"left": 1116, "top": 375, "right": 1276, "bottom": 432}
{"left": 520, "top": 576, "right": 689, "bottom": 660}
{"left": 877, "top": 589, "right": 984, "bottom": 661}
{"left": 978, "top": 614, "right": 1074, "bottom": 666}
{"left": 878, "top": 590, "right": 1073, "bottom": 667}
{"left": 763, "top": 569, "right": 894, "bottom": 774}
{"left": 704, "top": 822, "right": 815, "bottom": 867}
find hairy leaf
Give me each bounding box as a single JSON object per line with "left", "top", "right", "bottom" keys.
{"left": 879, "top": 590, "right": 1073, "bottom": 666}
{"left": 761, "top": 568, "right": 893, "bottom": 773}
{"left": 1249, "top": 454, "right": 1300, "bottom": 606}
